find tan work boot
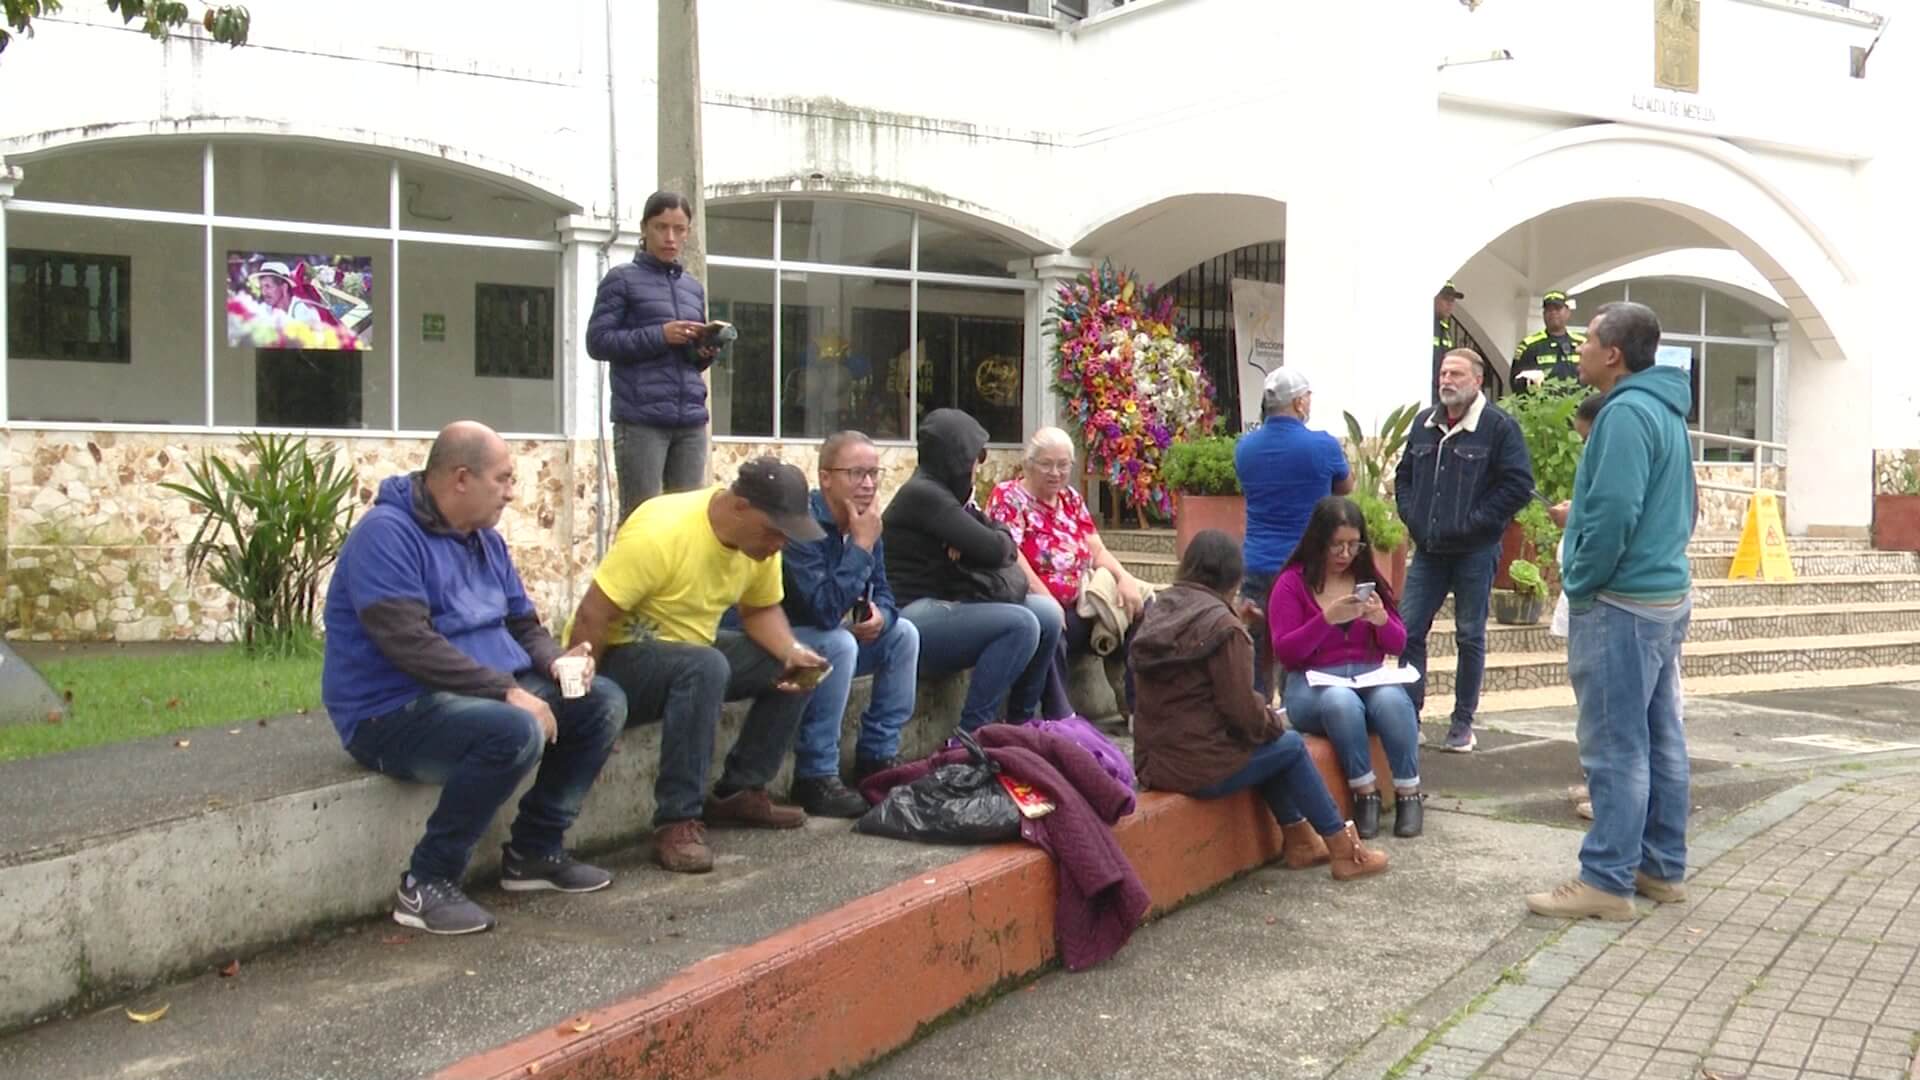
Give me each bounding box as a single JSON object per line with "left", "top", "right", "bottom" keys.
{"left": 1634, "top": 869, "right": 1687, "bottom": 904}
{"left": 1525, "top": 877, "right": 1635, "bottom": 920}
{"left": 704, "top": 787, "right": 807, "bottom": 829}
{"left": 653, "top": 820, "right": 714, "bottom": 874}
{"left": 1280, "top": 820, "right": 1330, "bottom": 869}
{"left": 1325, "top": 822, "right": 1389, "bottom": 881}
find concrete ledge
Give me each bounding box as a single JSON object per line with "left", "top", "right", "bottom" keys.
{"left": 439, "top": 789, "right": 1286, "bottom": 1080}
{"left": 0, "top": 654, "right": 1124, "bottom": 1032}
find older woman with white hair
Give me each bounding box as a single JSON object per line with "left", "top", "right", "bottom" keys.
{"left": 986, "top": 426, "right": 1148, "bottom": 719}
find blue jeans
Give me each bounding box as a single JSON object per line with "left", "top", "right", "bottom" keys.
{"left": 901, "top": 594, "right": 1062, "bottom": 731}
{"left": 601, "top": 630, "right": 812, "bottom": 826}
{"left": 1192, "top": 730, "right": 1345, "bottom": 835}
{"left": 1283, "top": 661, "right": 1421, "bottom": 790}
{"left": 1568, "top": 599, "right": 1692, "bottom": 897}
{"left": 791, "top": 616, "right": 921, "bottom": 778}
{"left": 1240, "top": 569, "right": 1279, "bottom": 698}
{"left": 345, "top": 672, "right": 625, "bottom": 884}
{"left": 1398, "top": 543, "right": 1499, "bottom": 724}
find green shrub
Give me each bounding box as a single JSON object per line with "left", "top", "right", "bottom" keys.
{"left": 1160, "top": 434, "right": 1241, "bottom": 496}
{"left": 1498, "top": 378, "right": 1591, "bottom": 504}
{"left": 163, "top": 433, "right": 358, "bottom": 656}
{"left": 1353, "top": 490, "right": 1407, "bottom": 552}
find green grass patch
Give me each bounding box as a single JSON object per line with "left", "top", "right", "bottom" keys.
{"left": 3, "top": 647, "right": 322, "bottom": 762}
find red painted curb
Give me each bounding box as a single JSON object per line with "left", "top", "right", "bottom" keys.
{"left": 439, "top": 790, "right": 1286, "bottom": 1080}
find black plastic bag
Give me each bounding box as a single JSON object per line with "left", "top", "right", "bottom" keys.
{"left": 855, "top": 731, "right": 1021, "bottom": 844}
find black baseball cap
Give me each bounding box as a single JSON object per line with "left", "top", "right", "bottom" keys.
{"left": 733, "top": 457, "right": 826, "bottom": 541}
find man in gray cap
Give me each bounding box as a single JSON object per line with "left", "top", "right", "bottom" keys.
{"left": 1234, "top": 367, "right": 1354, "bottom": 696}
{"left": 568, "top": 457, "right": 832, "bottom": 874}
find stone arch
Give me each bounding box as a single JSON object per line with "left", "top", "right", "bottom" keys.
{"left": 1070, "top": 192, "right": 1288, "bottom": 286}
{"left": 705, "top": 176, "right": 1058, "bottom": 254}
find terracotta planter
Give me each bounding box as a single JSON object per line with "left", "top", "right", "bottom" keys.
{"left": 1493, "top": 519, "right": 1537, "bottom": 591}
{"left": 1175, "top": 493, "right": 1246, "bottom": 558}
{"left": 1371, "top": 542, "right": 1408, "bottom": 601}
{"left": 1873, "top": 494, "right": 1920, "bottom": 552}
{"left": 1491, "top": 590, "right": 1545, "bottom": 626}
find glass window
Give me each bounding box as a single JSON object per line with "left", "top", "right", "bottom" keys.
{"left": 398, "top": 163, "right": 558, "bottom": 240}
{"left": 917, "top": 216, "right": 1023, "bottom": 278}
{"left": 7, "top": 248, "right": 131, "bottom": 363}
{"left": 708, "top": 265, "right": 776, "bottom": 437}
{"left": 1655, "top": 338, "right": 1703, "bottom": 436}
{"left": 707, "top": 201, "right": 775, "bottom": 259}
{"left": 398, "top": 243, "right": 557, "bottom": 433}
{"left": 781, "top": 200, "right": 911, "bottom": 269}
{"left": 214, "top": 227, "right": 391, "bottom": 429}
{"left": 1570, "top": 281, "right": 1626, "bottom": 330}
{"left": 1705, "top": 289, "right": 1774, "bottom": 339}
{"left": 474, "top": 283, "right": 555, "bottom": 380}
{"left": 16, "top": 142, "right": 203, "bottom": 213}
{"left": 780, "top": 273, "right": 911, "bottom": 440}
{"left": 215, "top": 143, "right": 388, "bottom": 229}
{"left": 7, "top": 215, "right": 205, "bottom": 424}
{"left": 916, "top": 283, "right": 1026, "bottom": 444}
{"left": 1624, "top": 278, "right": 1702, "bottom": 336}
{"left": 1701, "top": 342, "right": 1769, "bottom": 456}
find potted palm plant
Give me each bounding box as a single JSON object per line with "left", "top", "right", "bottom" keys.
{"left": 1160, "top": 433, "right": 1243, "bottom": 557}
{"left": 1343, "top": 405, "right": 1418, "bottom": 597}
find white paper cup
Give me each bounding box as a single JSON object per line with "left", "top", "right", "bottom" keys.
{"left": 554, "top": 655, "right": 590, "bottom": 699}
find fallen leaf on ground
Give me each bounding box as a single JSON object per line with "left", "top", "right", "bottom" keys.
{"left": 174, "top": 739, "right": 191, "bottom": 749}
{"left": 125, "top": 1003, "right": 170, "bottom": 1023}
{"left": 378, "top": 934, "right": 411, "bottom": 946}
{"left": 165, "top": 697, "right": 182, "bottom": 710}
{"left": 45, "top": 710, "right": 62, "bottom": 725}
{"left": 218, "top": 960, "right": 240, "bottom": 978}
{"left": 294, "top": 707, "right": 309, "bottom": 716}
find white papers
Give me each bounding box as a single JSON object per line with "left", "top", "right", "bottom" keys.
{"left": 1305, "top": 666, "right": 1420, "bottom": 690}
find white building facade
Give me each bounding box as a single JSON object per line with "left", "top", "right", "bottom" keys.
{"left": 0, "top": 0, "right": 1907, "bottom": 640}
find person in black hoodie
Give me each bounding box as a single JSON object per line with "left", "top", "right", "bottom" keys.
{"left": 884, "top": 409, "right": 1064, "bottom": 732}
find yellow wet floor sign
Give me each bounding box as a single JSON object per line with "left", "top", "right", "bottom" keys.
{"left": 1728, "top": 491, "right": 1795, "bottom": 581}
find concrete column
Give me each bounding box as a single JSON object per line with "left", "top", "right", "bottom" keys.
{"left": 0, "top": 160, "right": 18, "bottom": 423}
{"left": 657, "top": 0, "right": 705, "bottom": 286}
{"left": 1016, "top": 253, "right": 1093, "bottom": 437}
{"left": 1769, "top": 320, "right": 1789, "bottom": 457}
{"left": 1784, "top": 320, "right": 1870, "bottom": 536}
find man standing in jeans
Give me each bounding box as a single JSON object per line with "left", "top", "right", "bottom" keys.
{"left": 567, "top": 458, "right": 833, "bottom": 875}
{"left": 777, "top": 431, "right": 922, "bottom": 817}
{"left": 1527, "top": 302, "right": 1695, "bottom": 920}
{"left": 323, "top": 421, "right": 625, "bottom": 935}
{"left": 1234, "top": 368, "right": 1353, "bottom": 698}
{"left": 1395, "top": 349, "right": 1534, "bottom": 752}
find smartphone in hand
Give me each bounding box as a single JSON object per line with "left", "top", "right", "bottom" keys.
{"left": 1352, "top": 581, "right": 1377, "bottom": 602}
{"left": 785, "top": 663, "right": 833, "bottom": 691}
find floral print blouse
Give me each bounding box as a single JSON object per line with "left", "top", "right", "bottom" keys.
{"left": 987, "top": 479, "right": 1098, "bottom": 606}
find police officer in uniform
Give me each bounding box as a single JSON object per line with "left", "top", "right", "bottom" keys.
{"left": 1510, "top": 290, "right": 1585, "bottom": 392}
{"left": 1433, "top": 281, "right": 1465, "bottom": 389}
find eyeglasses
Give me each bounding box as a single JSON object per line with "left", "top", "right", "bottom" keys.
{"left": 1328, "top": 540, "right": 1364, "bottom": 555}
{"left": 826, "top": 467, "right": 881, "bottom": 483}
{"left": 1030, "top": 459, "right": 1075, "bottom": 475}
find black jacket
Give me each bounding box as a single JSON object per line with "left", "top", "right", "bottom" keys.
{"left": 1395, "top": 396, "right": 1535, "bottom": 554}
{"left": 882, "top": 409, "right": 1018, "bottom": 606}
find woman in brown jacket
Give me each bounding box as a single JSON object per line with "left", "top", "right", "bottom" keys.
{"left": 1131, "top": 530, "right": 1387, "bottom": 881}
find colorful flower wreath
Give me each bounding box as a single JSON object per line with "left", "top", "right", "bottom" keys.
{"left": 1050, "top": 260, "right": 1217, "bottom": 520}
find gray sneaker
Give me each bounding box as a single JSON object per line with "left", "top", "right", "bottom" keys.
{"left": 1441, "top": 720, "right": 1477, "bottom": 753}
{"left": 393, "top": 873, "right": 495, "bottom": 935}
{"left": 500, "top": 845, "right": 613, "bottom": 893}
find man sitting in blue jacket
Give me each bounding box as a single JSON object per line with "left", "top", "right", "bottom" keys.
{"left": 323, "top": 421, "right": 626, "bottom": 936}
{"left": 777, "top": 431, "right": 922, "bottom": 818}
{"left": 1395, "top": 348, "right": 1535, "bottom": 752}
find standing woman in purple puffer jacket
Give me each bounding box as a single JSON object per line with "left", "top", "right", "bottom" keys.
{"left": 588, "top": 191, "right": 719, "bottom": 523}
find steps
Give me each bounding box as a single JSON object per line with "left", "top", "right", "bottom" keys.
{"left": 1100, "top": 528, "right": 1920, "bottom": 711}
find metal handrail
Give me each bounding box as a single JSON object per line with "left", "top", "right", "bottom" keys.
{"left": 1688, "top": 429, "right": 1786, "bottom": 498}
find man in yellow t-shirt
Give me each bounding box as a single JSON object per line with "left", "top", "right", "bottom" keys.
{"left": 569, "top": 458, "right": 831, "bottom": 874}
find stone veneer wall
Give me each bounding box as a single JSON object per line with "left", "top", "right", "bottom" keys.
{"left": 5, "top": 429, "right": 1022, "bottom": 644}
{"left": 1874, "top": 449, "right": 1920, "bottom": 496}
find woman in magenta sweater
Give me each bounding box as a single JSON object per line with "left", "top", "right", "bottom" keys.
{"left": 1268, "top": 496, "right": 1424, "bottom": 840}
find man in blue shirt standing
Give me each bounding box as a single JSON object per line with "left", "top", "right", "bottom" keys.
{"left": 779, "top": 431, "right": 921, "bottom": 817}
{"left": 323, "top": 421, "right": 626, "bottom": 936}
{"left": 1235, "top": 368, "right": 1354, "bottom": 696}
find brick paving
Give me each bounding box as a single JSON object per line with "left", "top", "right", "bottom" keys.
{"left": 1398, "top": 774, "right": 1920, "bottom": 1079}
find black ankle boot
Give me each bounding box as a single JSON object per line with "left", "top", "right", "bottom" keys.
{"left": 1352, "top": 792, "right": 1382, "bottom": 839}
{"left": 1394, "top": 791, "right": 1425, "bottom": 838}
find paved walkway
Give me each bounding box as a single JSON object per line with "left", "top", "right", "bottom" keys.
{"left": 1392, "top": 770, "right": 1920, "bottom": 1080}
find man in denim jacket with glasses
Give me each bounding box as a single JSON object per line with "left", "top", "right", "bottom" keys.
{"left": 1395, "top": 348, "right": 1535, "bottom": 752}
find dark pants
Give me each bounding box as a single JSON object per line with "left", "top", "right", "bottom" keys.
{"left": 613, "top": 421, "right": 709, "bottom": 524}
{"left": 1192, "top": 730, "right": 1345, "bottom": 835}
{"left": 601, "top": 630, "right": 810, "bottom": 826}
{"left": 1240, "top": 569, "right": 1279, "bottom": 699}
{"left": 1398, "top": 544, "right": 1500, "bottom": 724}
{"left": 345, "top": 672, "right": 625, "bottom": 884}
{"left": 1041, "top": 603, "right": 1139, "bottom": 720}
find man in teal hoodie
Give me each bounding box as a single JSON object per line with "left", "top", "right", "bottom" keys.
{"left": 1526, "top": 301, "right": 1696, "bottom": 922}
